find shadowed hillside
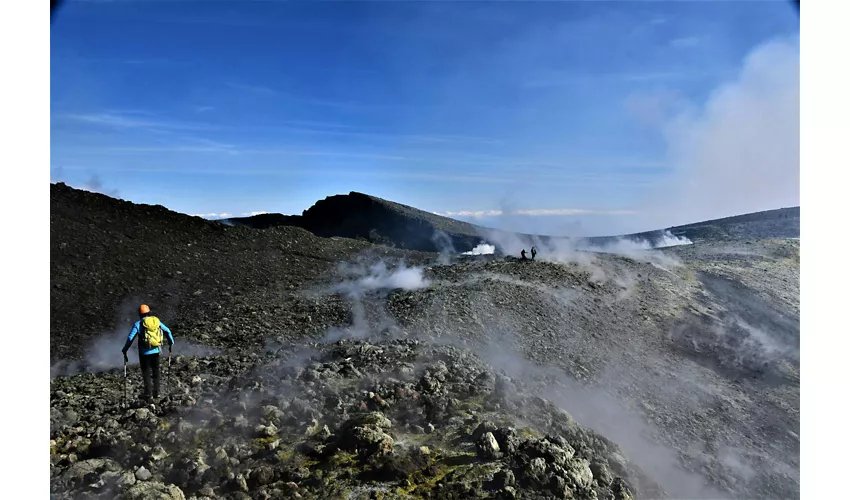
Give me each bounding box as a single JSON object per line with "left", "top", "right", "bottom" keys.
{"left": 227, "top": 192, "right": 484, "bottom": 252}
{"left": 50, "top": 183, "right": 434, "bottom": 364}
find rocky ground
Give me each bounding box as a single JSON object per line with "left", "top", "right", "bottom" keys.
{"left": 50, "top": 183, "right": 434, "bottom": 366}
{"left": 51, "top": 339, "right": 650, "bottom": 500}
{"left": 381, "top": 240, "right": 800, "bottom": 500}
{"left": 51, "top": 184, "right": 799, "bottom": 499}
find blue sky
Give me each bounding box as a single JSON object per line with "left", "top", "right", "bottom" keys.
{"left": 50, "top": 0, "right": 800, "bottom": 236}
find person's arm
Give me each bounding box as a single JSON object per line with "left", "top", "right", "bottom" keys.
{"left": 122, "top": 321, "right": 139, "bottom": 354}
{"left": 161, "top": 323, "right": 175, "bottom": 348}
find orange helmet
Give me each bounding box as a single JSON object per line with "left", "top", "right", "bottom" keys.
{"left": 139, "top": 304, "right": 151, "bottom": 315}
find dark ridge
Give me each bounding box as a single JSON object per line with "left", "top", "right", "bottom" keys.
{"left": 665, "top": 206, "right": 800, "bottom": 241}
{"left": 227, "top": 191, "right": 800, "bottom": 251}
{"left": 227, "top": 191, "right": 485, "bottom": 252}
{"left": 576, "top": 208, "right": 799, "bottom": 246}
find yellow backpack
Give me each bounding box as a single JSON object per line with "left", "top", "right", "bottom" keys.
{"left": 140, "top": 316, "right": 164, "bottom": 348}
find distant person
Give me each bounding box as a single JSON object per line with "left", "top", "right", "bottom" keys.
{"left": 122, "top": 304, "right": 175, "bottom": 401}
{"left": 531, "top": 247, "right": 537, "bottom": 261}
{"left": 521, "top": 249, "right": 528, "bottom": 260}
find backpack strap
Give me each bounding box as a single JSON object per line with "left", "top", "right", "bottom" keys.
{"left": 140, "top": 317, "right": 147, "bottom": 351}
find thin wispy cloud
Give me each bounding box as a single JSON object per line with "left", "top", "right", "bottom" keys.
{"left": 523, "top": 70, "right": 703, "bottom": 88}
{"left": 237, "top": 124, "right": 502, "bottom": 145}
{"left": 56, "top": 163, "right": 656, "bottom": 189}
{"left": 58, "top": 139, "right": 666, "bottom": 179}
{"left": 225, "top": 83, "right": 372, "bottom": 111}
{"left": 436, "top": 208, "right": 638, "bottom": 218}
{"left": 621, "top": 72, "right": 691, "bottom": 82}
{"left": 669, "top": 36, "right": 708, "bottom": 49}
{"left": 64, "top": 107, "right": 502, "bottom": 146}
{"left": 191, "top": 212, "right": 233, "bottom": 219}
{"left": 60, "top": 112, "right": 214, "bottom": 132}
{"left": 57, "top": 56, "right": 178, "bottom": 66}
{"left": 234, "top": 146, "right": 664, "bottom": 172}
{"left": 89, "top": 138, "right": 240, "bottom": 155}
{"left": 626, "top": 15, "right": 671, "bottom": 39}
{"left": 62, "top": 113, "right": 165, "bottom": 129}
{"left": 190, "top": 211, "right": 266, "bottom": 220}
{"left": 154, "top": 16, "right": 267, "bottom": 28}
{"left": 226, "top": 83, "right": 277, "bottom": 95}
{"left": 223, "top": 82, "right": 501, "bottom": 116}
{"left": 280, "top": 120, "right": 358, "bottom": 130}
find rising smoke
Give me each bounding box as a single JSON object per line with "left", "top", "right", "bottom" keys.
{"left": 50, "top": 297, "right": 220, "bottom": 378}
{"left": 431, "top": 229, "right": 457, "bottom": 265}
{"left": 462, "top": 243, "right": 496, "bottom": 255}
{"left": 445, "top": 37, "right": 799, "bottom": 242}
{"left": 322, "top": 258, "right": 432, "bottom": 342}
{"left": 638, "top": 36, "right": 800, "bottom": 229}
{"left": 332, "top": 260, "right": 431, "bottom": 296}
{"left": 471, "top": 224, "right": 687, "bottom": 281}
{"left": 50, "top": 326, "right": 220, "bottom": 378}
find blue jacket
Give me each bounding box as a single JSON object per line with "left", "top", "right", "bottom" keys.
{"left": 122, "top": 316, "right": 175, "bottom": 356}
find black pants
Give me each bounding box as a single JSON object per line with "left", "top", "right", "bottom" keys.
{"left": 139, "top": 353, "right": 160, "bottom": 398}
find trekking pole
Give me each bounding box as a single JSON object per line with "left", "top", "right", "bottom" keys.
{"left": 123, "top": 357, "right": 128, "bottom": 408}
{"left": 167, "top": 345, "right": 172, "bottom": 397}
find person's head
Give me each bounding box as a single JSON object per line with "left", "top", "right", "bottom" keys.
{"left": 139, "top": 304, "right": 151, "bottom": 318}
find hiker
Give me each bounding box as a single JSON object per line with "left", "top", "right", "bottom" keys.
{"left": 122, "top": 304, "right": 175, "bottom": 400}
{"left": 531, "top": 247, "right": 537, "bottom": 261}
{"left": 521, "top": 249, "right": 528, "bottom": 260}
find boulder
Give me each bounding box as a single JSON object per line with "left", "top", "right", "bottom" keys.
{"left": 521, "top": 438, "right": 575, "bottom": 467}
{"left": 60, "top": 458, "right": 121, "bottom": 490}
{"left": 565, "top": 458, "right": 594, "bottom": 490}
{"left": 492, "top": 428, "right": 521, "bottom": 455}
{"left": 249, "top": 466, "right": 276, "bottom": 486}
{"left": 120, "top": 481, "right": 185, "bottom": 500}
{"left": 476, "top": 432, "right": 501, "bottom": 460}
{"left": 471, "top": 421, "right": 498, "bottom": 442}
{"left": 134, "top": 466, "right": 152, "bottom": 481}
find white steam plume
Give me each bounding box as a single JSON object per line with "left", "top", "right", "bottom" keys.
{"left": 475, "top": 225, "right": 685, "bottom": 279}
{"left": 462, "top": 243, "right": 496, "bottom": 255}
{"left": 431, "top": 229, "right": 457, "bottom": 265}
{"left": 333, "top": 260, "right": 431, "bottom": 295}
{"left": 322, "top": 258, "right": 431, "bottom": 342}
{"left": 641, "top": 36, "right": 800, "bottom": 229}
{"left": 654, "top": 231, "right": 694, "bottom": 249}
{"left": 447, "top": 36, "right": 798, "bottom": 241}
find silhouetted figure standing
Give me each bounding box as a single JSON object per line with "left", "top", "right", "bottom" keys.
{"left": 521, "top": 249, "right": 528, "bottom": 260}
{"left": 531, "top": 247, "right": 537, "bottom": 261}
